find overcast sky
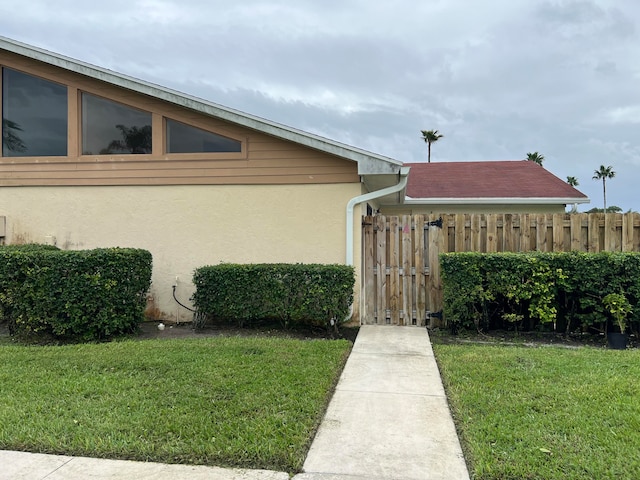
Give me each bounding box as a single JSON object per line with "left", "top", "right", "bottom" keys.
{"left": 2, "top": 0, "right": 639, "bottom": 211}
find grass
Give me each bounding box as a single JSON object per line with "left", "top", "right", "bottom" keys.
{"left": 0, "top": 336, "right": 351, "bottom": 473}
{"left": 433, "top": 343, "right": 640, "bottom": 479}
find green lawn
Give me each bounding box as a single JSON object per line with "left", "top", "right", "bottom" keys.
{"left": 0, "top": 336, "right": 351, "bottom": 473}
{"left": 433, "top": 344, "right": 640, "bottom": 480}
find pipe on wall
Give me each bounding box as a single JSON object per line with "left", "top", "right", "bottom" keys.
{"left": 345, "top": 166, "right": 410, "bottom": 266}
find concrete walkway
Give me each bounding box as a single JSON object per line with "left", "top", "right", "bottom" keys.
{"left": 297, "top": 325, "right": 469, "bottom": 480}
{"left": 0, "top": 326, "right": 469, "bottom": 480}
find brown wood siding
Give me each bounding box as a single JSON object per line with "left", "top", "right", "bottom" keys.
{"left": 0, "top": 51, "right": 359, "bottom": 186}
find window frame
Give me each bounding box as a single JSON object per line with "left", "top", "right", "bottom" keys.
{"left": 79, "top": 91, "right": 153, "bottom": 157}
{"left": 1, "top": 66, "right": 70, "bottom": 160}
{"left": 164, "top": 117, "right": 244, "bottom": 156}
{"left": 0, "top": 63, "right": 247, "bottom": 162}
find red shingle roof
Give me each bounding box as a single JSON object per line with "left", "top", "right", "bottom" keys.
{"left": 405, "top": 161, "right": 588, "bottom": 200}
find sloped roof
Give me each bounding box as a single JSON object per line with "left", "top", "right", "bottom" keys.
{"left": 0, "top": 36, "right": 401, "bottom": 177}
{"left": 404, "top": 161, "right": 589, "bottom": 204}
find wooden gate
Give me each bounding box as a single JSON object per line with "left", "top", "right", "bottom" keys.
{"left": 362, "top": 214, "right": 443, "bottom": 326}
{"left": 362, "top": 213, "right": 640, "bottom": 326}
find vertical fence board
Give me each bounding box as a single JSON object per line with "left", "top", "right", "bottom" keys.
{"left": 604, "top": 213, "right": 613, "bottom": 251}
{"left": 588, "top": 214, "right": 600, "bottom": 252}
{"left": 536, "top": 214, "right": 547, "bottom": 251}
{"left": 388, "top": 216, "right": 400, "bottom": 325}
{"left": 570, "top": 213, "right": 583, "bottom": 251}
{"left": 375, "top": 215, "right": 387, "bottom": 324}
{"left": 486, "top": 215, "right": 497, "bottom": 252}
{"left": 623, "top": 213, "right": 634, "bottom": 252}
{"left": 414, "top": 215, "right": 426, "bottom": 326}
{"left": 605, "top": 213, "right": 618, "bottom": 251}
{"left": 426, "top": 214, "right": 443, "bottom": 326}
{"left": 520, "top": 214, "right": 530, "bottom": 252}
{"left": 553, "top": 215, "right": 564, "bottom": 251}
{"left": 470, "top": 214, "right": 481, "bottom": 251}
{"left": 455, "top": 214, "right": 466, "bottom": 252}
{"left": 401, "top": 215, "right": 412, "bottom": 325}
{"left": 363, "top": 217, "right": 375, "bottom": 323}
{"left": 504, "top": 214, "right": 514, "bottom": 252}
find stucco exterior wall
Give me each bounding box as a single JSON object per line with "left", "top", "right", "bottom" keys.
{"left": 0, "top": 183, "right": 363, "bottom": 323}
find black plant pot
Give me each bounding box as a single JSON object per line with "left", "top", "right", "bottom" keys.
{"left": 607, "top": 332, "right": 628, "bottom": 350}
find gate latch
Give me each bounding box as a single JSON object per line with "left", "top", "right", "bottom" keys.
{"left": 427, "top": 217, "right": 443, "bottom": 229}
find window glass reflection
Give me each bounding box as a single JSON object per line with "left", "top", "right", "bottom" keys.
{"left": 166, "top": 118, "right": 241, "bottom": 153}
{"left": 82, "top": 93, "right": 151, "bottom": 155}
{"left": 2, "top": 68, "right": 67, "bottom": 157}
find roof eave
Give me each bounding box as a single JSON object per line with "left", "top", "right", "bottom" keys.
{"left": 401, "top": 197, "right": 591, "bottom": 205}
{"left": 0, "top": 36, "right": 402, "bottom": 176}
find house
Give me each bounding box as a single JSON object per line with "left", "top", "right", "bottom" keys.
{"left": 379, "top": 161, "right": 589, "bottom": 215}
{"left": 0, "top": 37, "right": 592, "bottom": 326}
{"left": 0, "top": 36, "right": 407, "bottom": 324}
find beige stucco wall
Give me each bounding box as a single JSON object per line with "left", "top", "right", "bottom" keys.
{"left": 379, "top": 203, "right": 568, "bottom": 215}
{"left": 0, "top": 183, "right": 364, "bottom": 323}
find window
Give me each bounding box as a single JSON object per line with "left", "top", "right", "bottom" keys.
{"left": 166, "top": 118, "right": 241, "bottom": 153}
{"left": 2, "top": 68, "right": 67, "bottom": 157}
{"left": 82, "top": 93, "right": 151, "bottom": 155}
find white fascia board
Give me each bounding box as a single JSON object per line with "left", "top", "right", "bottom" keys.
{"left": 0, "top": 36, "right": 402, "bottom": 175}
{"left": 402, "top": 197, "right": 591, "bottom": 205}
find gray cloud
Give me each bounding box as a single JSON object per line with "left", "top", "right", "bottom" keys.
{"left": 1, "top": 0, "right": 640, "bottom": 210}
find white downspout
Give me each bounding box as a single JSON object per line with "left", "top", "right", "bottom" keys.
{"left": 346, "top": 166, "right": 410, "bottom": 266}
{"left": 344, "top": 166, "right": 410, "bottom": 324}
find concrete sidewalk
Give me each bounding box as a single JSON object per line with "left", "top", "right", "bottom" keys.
{"left": 297, "top": 325, "right": 469, "bottom": 480}
{"left": 0, "top": 450, "right": 289, "bottom": 479}
{"left": 1, "top": 325, "right": 469, "bottom": 480}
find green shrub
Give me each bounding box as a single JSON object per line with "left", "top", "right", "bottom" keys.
{"left": 441, "top": 251, "right": 640, "bottom": 334}
{"left": 0, "top": 248, "right": 152, "bottom": 341}
{"left": 192, "top": 263, "right": 355, "bottom": 332}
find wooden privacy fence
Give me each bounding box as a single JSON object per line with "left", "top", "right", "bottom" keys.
{"left": 362, "top": 212, "right": 640, "bottom": 327}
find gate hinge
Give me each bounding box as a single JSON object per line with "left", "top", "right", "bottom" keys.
{"left": 428, "top": 217, "right": 443, "bottom": 229}
{"left": 427, "top": 310, "right": 443, "bottom": 319}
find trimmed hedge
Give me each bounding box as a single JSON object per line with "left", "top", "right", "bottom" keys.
{"left": 192, "top": 263, "right": 355, "bottom": 331}
{"left": 440, "top": 251, "right": 640, "bottom": 333}
{"left": 0, "top": 243, "right": 60, "bottom": 251}
{"left": 0, "top": 246, "right": 152, "bottom": 341}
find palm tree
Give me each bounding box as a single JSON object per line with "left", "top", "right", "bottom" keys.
{"left": 420, "top": 129, "right": 443, "bottom": 163}
{"left": 100, "top": 124, "right": 152, "bottom": 154}
{"left": 592, "top": 165, "right": 616, "bottom": 211}
{"left": 2, "top": 118, "right": 27, "bottom": 153}
{"left": 526, "top": 152, "right": 545, "bottom": 166}
{"left": 566, "top": 176, "right": 579, "bottom": 212}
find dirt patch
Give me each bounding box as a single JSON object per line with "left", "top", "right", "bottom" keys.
{"left": 136, "top": 321, "right": 360, "bottom": 342}
{"left": 428, "top": 328, "right": 638, "bottom": 349}
{"left": 0, "top": 320, "right": 360, "bottom": 344}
